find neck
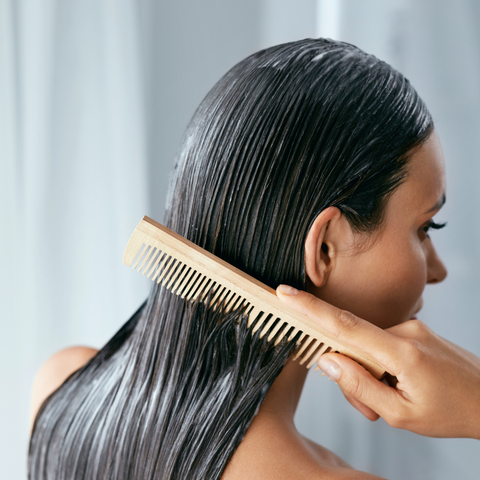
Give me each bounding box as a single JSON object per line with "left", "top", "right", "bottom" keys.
{"left": 258, "top": 358, "right": 309, "bottom": 427}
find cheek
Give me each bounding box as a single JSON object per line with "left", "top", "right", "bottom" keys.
{"left": 371, "top": 250, "right": 426, "bottom": 326}
{"left": 320, "top": 240, "right": 427, "bottom": 328}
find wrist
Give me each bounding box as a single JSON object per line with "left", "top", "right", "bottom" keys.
{"left": 465, "top": 385, "right": 480, "bottom": 440}
{"left": 472, "top": 412, "right": 480, "bottom": 440}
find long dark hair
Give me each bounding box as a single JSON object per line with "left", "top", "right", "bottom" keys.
{"left": 29, "top": 38, "right": 433, "bottom": 479}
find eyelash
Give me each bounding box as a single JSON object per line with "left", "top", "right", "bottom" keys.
{"left": 422, "top": 220, "right": 447, "bottom": 236}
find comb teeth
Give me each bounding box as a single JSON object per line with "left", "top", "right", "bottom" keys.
{"left": 151, "top": 253, "right": 169, "bottom": 281}
{"left": 132, "top": 244, "right": 149, "bottom": 270}
{"left": 172, "top": 267, "right": 192, "bottom": 294}
{"left": 145, "top": 250, "right": 163, "bottom": 277}
{"left": 191, "top": 275, "right": 209, "bottom": 301}
{"left": 161, "top": 259, "right": 179, "bottom": 286}
{"left": 245, "top": 310, "right": 262, "bottom": 333}
{"left": 267, "top": 320, "right": 287, "bottom": 342}
{"left": 169, "top": 264, "right": 188, "bottom": 292}
{"left": 140, "top": 247, "right": 160, "bottom": 275}
{"left": 123, "top": 218, "right": 386, "bottom": 379}
{"left": 156, "top": 256, "right": 174, "bottom": 284}
{"left": 182, "top": 271, "right": 201, "bottom": 299}
{"left": 131, "top": 244, "right": 245, "bottom": 313}
{"left": 293, "top": 336, "right": 313, "bottom": 361}
{"left": 299, "top": 339, "right": 321, "bottom": 365}
{"left": 252, "top": 312, "right": 269, "bottom": 335}
{"left": 224, "top": 291, "right": 240, "bottom": 311}
{"left": 131, "top": 241, "right": 344, "bottom": 367}
{"left": 197, "top": 278, "right": 213, "bottom": 300}
{"left": 306, "top": 344, "right": 330, "bottom": 369}
{"left": 246, "top": 306, "right": 261, "bottom": 328}
{"left": 274, "top": 324, "right": 293, "bottom": 346}
{"left": 178, "top": 269, "right": 198, "bottom": 297}
{"left": 229, "top": 295, "right": 245, "bottom": 312}
{"left": 165, "top": 262, "right": 184, "bottom": 289}
{"left": 259, "top": 316, "right": 279, "bottom": 338}
{"left": 210, "top": 284, "right": 225, "bottom": 306}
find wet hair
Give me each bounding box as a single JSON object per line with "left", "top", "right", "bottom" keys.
{"left": 29, "top": 38, "right": 433, "bottom": 479}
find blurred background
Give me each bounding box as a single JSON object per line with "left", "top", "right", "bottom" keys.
{"left": 2, "top": 0, "right": 480, "bottom": 478}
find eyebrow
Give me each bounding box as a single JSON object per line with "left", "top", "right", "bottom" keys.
{"left": 424, "top": 193, "right": 446, "bottom": 214}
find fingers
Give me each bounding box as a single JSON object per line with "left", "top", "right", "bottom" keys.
{"left": 343, "top": 392, "right": 380, "bottom": 421}
{"left": 276, "top": 285, "right": 401, "bottom": 372}
{"left": 317, "top": 352, "right": 402, "bottom": 421}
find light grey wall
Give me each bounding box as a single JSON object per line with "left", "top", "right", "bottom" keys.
{"left": 137, "top": 0, "right": 263, "bottom": 223}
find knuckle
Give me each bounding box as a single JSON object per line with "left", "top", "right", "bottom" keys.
{"left": 336, "top": 309, "right": 360, "bottom": 332}
{"left": 342, "top": 373, "right": 364, "bottom": 399}
{"left": 387, "top": 409, "right": 403, "bottom": 429}
{"left": 401, "top": 339, "right": 423, "bottom": 366}
{"left": 402, "top": 339, "right": 423, "bottom": 364}
{"left": 387, "top": 404, "right": 409, "bottom": 429}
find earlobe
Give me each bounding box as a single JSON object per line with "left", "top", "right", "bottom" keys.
{"left": 305, "top": 207, "right": 341, "bottom": 288}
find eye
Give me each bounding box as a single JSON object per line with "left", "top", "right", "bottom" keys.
{"left": 421, "top": 219, "right": 447, "bottom": 239}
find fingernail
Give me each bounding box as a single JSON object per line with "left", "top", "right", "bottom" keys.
{"left": 277, "top": 284, "right": 299, "bottom": 295}
{"left": 318, "top": 357, "right": 341, "bottom": 381}
{"left": 277, "top": 285, "right": 298, "bottom": 295}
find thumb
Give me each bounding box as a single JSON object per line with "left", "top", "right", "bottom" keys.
{"left": 317, "top": 352, "right": 398, "bottom": 420}
{"left": 343, "top": 392, "right": 380, "bottom": 421}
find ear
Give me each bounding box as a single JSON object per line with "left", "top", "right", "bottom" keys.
{"left": 305, "top": 207, "right": 343, "bottom": 288}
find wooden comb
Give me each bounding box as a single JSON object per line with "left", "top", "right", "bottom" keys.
{"left": 123, "top": 216, "right": 385, "bottom": 379}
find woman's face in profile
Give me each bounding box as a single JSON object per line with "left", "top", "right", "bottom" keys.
{"left": 311, "top": 130, "right": 447, "bottom": 329}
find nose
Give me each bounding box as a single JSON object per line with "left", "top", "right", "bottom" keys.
{"left": 426, "top": 239, "right": 447, "bottom": 284}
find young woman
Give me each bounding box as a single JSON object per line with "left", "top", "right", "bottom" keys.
{"left": 29, "top": 38, "right": 447, "bottom": 479}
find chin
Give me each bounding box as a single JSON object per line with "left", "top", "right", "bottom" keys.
{"left": 405, "top": 299, "right": 423, "bottom": 322}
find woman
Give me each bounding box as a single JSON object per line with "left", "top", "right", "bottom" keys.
{"left": 29, "top": 38, "right": 447, "bottom": 479}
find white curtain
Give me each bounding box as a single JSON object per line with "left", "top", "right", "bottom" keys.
{"left": 1, "top": 1, "right": 150, "bottom": 478}
{"left": 2, "top": 1, "right": 480, "bottom": 479}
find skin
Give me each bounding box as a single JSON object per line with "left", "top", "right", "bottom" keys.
{"left": 29, "top": 346, "right": 98, "bottom": 433}
{"left": 222, "top": 130, "right": 448, "bottom": 479}
{"left": 305, "top": 130, "right": 447, "bottom": 328}
{"left": 276, "top": 287, "right": 480, "bottom": 440}
{"left": 31, "top": 131, "right": 448, "bottom": 478}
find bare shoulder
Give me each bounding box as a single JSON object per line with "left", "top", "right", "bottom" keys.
{"left": 319, "top": 469, "right": 387, "bottom": 480}
{"left": 29, "top": 346, "right": 99, "bottom": 433}
{"left": 222, "top": 412, "right": 388, "bottom": 480}
{"left": 301, "top": 437, "right": 387, "bottom": 480}
{"left": 301, "top": 436, "right": 387, "bottom": 478}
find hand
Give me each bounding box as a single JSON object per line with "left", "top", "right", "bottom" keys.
{"left": 276, "top": 285, "right": 480, "bottom": 440}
